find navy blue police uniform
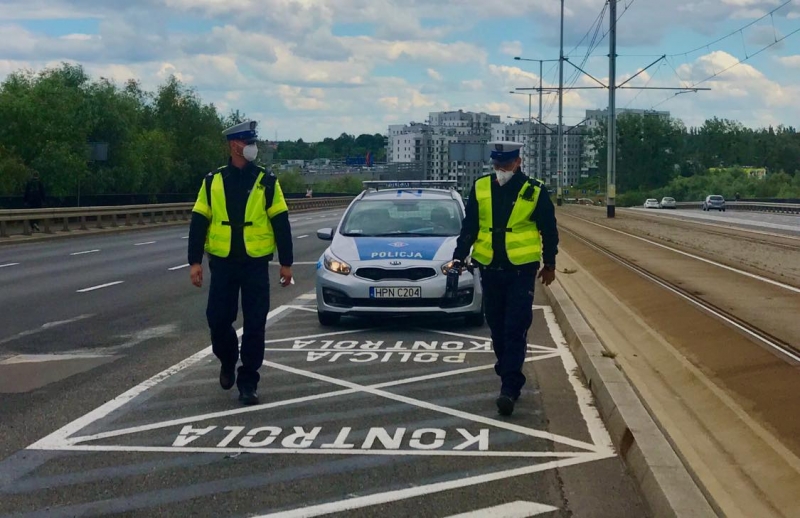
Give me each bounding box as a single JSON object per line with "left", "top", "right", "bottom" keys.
{"left": 188, "top": 121, "right": 293, "bottom": 405}
{"left": 453, "top": 142, "right": 559, "bottom": 415}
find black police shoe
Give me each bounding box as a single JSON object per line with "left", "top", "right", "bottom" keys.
{"left": 239, "top": 387, "right": 259, "bottom": 406}
{"left": 496, "top": 394, "right": 515, "bottom": 416}
{"left": 219, "top": 364, "right": 236, "bottom": 390}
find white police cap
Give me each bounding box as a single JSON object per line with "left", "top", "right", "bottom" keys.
{"left": 488, "top": 140, "right": 523, "bottom": 162}
{"left": 222, "top": 120, "right": 258, "bottom": 142}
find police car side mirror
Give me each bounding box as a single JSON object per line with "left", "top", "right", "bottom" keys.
{"left": 317, "top": 228, "right": 333, "bottom": 241}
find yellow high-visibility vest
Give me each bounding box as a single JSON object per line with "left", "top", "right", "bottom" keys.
{"left": 192, "top": 168, "right": 289, "bottom": 258}
{"left": 471, "top": 175, "right": 542, "bottom": 266}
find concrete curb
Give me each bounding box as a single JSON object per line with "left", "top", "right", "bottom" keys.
{"left": 544, "top": 280, "right": 718, "bottom": 518}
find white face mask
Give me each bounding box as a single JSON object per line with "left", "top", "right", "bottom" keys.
{"left": 495, "top": 170, "right": 514, "bottom": 186}
{"left": 242, "top": 143, "right": 258, "bottom": 162}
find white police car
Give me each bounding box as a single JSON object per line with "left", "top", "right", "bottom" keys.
{"left": 315, "top": 181, "right": 483, "bottom": 327}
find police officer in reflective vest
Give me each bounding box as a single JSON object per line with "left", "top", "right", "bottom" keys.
{"left": 188, "top": 120, "right": 294, "bottom": 406}
{"left": 452, "top": 141, "right": 559, "bottom": 416}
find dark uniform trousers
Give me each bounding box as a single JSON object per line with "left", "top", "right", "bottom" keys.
{"left": 480, "top": 267, "right": 536, "bottom": 399}
{"left": 206, "top": 255, "right": 270, "bottom": 390}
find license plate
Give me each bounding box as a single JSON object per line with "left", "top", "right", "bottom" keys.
{"left": 369, "top": 286, "right": 421, "bottom": 299}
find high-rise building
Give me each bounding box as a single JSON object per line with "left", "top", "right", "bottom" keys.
{"left": 387, "top": 110, "right": 588, "bottom": 191}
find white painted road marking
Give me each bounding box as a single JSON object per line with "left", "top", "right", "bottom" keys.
{"left": 297, "top": 235, "right": 309, "bottom": 239}
{"left": 543, "top": 305, "right": 614, "bottom": 452}
{"left": 76, "top": 281, "right": 124, "bottom": 293}
{"left": 0, "top": 353, "right": 111, "bottom": 365}
{"left": 181, "top": 236, "right": 189, "bottom": 239}
{"left": 444, "top": 501, "right": 560, "bottom": 517}
{"left": 134, "top": 241, "right": 157, "bottom": 246}
{"left": 251, "top": 456, "right": 602, "bottom": 518}
{"left": 168, "top": 264, "right": 190, "bottom": 271}
{"left": 270, "top": 261, "right": 317, "bottom": 266}
{"left": 70, "top": 249, "right": 100, "bottom": 256}
{"left": 62, "top": 361, "right": 500, "bottom": 445}
{"left": 0, "top": 314, "right": 95, "bottom": 346}
{"left": 0, "top": 263, "right": 20, "bottom": 268}
{"left": 27, "top": 305, "right": 292, "bottom": 450}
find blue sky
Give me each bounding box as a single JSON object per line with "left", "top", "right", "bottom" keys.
{"left": 1, "top": 0, "right": 798, "bottom": 140}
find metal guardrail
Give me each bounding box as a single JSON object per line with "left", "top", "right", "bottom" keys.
{"left": 673, "top": 201, "right": 800, "bottom": 214}
{"left": 0, "top": 197, "right": 354, "bottom": 239}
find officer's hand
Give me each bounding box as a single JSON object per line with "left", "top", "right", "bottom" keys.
{"left": 190, "top": 264, "right": 203, "bottom": 288}
{"left": 538, "top": 267, "right": 556, "bottom": 286}
{"left": 450, "top": 259, "right": 464, "bottom": 275}
{"left": 280, "top": 266, "right": 293, "bottom": 287}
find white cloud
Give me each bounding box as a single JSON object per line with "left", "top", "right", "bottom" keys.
{"left": 460, "top": 79, "right": 485, "bottom": 91}
{"left": 499, "top": 41, "right": 523, "bottom": 57}
{"left": 1, "top": 0, "right": 800, "bottom": 142}
{"left": 777, "top": 55, "right": 800, "bottom": 67}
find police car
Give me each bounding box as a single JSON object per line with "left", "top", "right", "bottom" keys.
{"left": 315, "top": 181, "right": 483, "bottom": 327}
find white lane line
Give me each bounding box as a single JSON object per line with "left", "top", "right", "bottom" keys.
{"left": 27, "top": 305, "right": 292, "bottom": 450}
{"left": 168, "top": 264, "right": 190, "bottom": 271}
{"left": 444, "top": 501, "right": 560, "bottom": 518}
{"left": 54, "top": 444, "right": 584, "bottom": 459}
{"left": 252, "top": 455, "right": 605, "bottom": 518}
{"left": 134, "top": 241, "right": 157, "bottom": 246}
{"left": 297, "top": 293, "right": 316, "bottom": 300}
{"left": 297, "top": 235, "right": 309, "bottom": 239}
{"left": 542, "top": 305, "right": 614, "bottom": 452}
{"left": 0, "top": 314, "right": 95, "bottom": 346}
{"left": 0, "top": 263, "right": 20, "bottom": 268}
{"left": 269, "top": 261, "right": 317, "bottom": 266}
{"left": 572, "top": 216, "right": 800, "bottom": 294}
{"left": 181, "top": 236, "right": 189, "bottom": 239}
{"left": 76, "top": 281, "right": 124, "bottom": 293}
{"left": 0, "top": 353, "right": 111, "bottom": 365}
{"left": 70, "top": 249, "right": 100, "bottom": 256}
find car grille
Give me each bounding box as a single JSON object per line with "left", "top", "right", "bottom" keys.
{"left": 355, "top": 267, "right": 437, "bottom": 281}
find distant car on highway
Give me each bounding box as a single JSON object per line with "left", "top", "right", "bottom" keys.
{"left": 644, "top": 198, "right": 660, "bottom": 209}
{"left": 315, "top": 180, "right": 484, "bottom": 327}
{"left": 660, "top": 197, "right": 676, "bottom": 209}
{"left": 703, "top": 195, "right": 726, "bottom": 212}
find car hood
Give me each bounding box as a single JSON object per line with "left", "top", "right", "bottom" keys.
{"left": 328, "top": 235, "right": 458, "bottom": 263}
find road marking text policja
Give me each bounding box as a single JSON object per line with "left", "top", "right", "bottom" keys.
{"left": 174, "top": 425, "right": 489, "bottom": 451}
{"left": 291, "top": 339, "right": 494, "bottom": 351}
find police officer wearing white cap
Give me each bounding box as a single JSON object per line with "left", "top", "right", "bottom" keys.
{"left": 187, "top": 120, "right": 293, "bottom": 406}
{"left": 452, "top": 140, "right": 559, "bottom": 416}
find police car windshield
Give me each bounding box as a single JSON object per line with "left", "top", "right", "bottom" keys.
{"left": 340, "top": 199, "right": 462, "bottom": 237}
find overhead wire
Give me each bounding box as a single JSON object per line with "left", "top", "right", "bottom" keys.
{"left": 650, "top": 25, "right": 800, "bottom": 109}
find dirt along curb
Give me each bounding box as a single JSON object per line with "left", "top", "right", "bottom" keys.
{"left": 544, "top": 279, "right": 718, "bottom": 518}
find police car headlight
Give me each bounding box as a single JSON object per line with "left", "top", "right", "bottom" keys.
{"left": 324, "top": 253, "right": 351, "bottom": 275}
{"left": 441, "top": 260, "right": 457, "bottom": 275}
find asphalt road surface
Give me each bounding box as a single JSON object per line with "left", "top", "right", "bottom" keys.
{"left": 0, "top": 208, "right": 645, "bottom": 517}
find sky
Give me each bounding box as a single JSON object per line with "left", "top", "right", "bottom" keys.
{"left": 1, "top": 0, "right": 799, "bottom": 141}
